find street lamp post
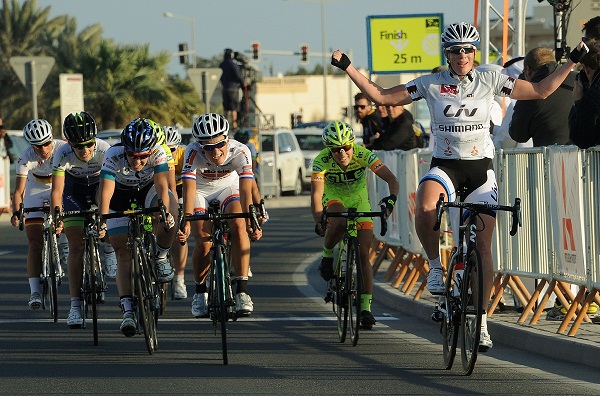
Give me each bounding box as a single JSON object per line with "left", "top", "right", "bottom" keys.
{"left": 164, "top": 11, "right": 197, "bottom": 69}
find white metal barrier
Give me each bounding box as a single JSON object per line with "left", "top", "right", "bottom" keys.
{"left": 368, "top": 145, "right": 600, "bottom": 295}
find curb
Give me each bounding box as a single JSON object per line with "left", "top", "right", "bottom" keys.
{"left": 373, "top": 279, "right": 600, "bottom": 370}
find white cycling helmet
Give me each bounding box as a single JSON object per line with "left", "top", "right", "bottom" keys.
{"left": 192, "top": 113, "right": 229, "bottom": 141}
{"left": 23, "top": 119, "right": 53, "bottom": 145}
{"left": 163, "top": 125, "right": 182, "bottom": 146}
{"left": 441, "top": 22, "right": 480, "bottom": 48}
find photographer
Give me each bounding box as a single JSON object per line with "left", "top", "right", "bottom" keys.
{"left": 219, "top": 48, "right": 246, "bottom": 129}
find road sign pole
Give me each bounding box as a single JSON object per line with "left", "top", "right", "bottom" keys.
{"left": 201, "top": 71, "right": 209, "bottom": 113}
{"left": 29, "top": 61, "right": 38, "bottom": 119}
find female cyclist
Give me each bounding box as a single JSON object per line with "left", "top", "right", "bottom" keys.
{"left": 51, "top": 112, "right": 115, "bottom": 328}
{"left": 98, "top": 118, "right": 177, "bottom": 336}
{"left": 331, "top": 22, "right": 588, "bottom": 350}
{"left": 311, "top": 121, "right": 398, "bottom": 329}
{"left": 10, "top": 119, "right": 67, "bottom": 309}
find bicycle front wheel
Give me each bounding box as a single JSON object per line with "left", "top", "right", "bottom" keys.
{"left": 48, "top": 231, "right": 60, "bottom": 323}
{"left": 347, "top": 237, "right": 361, "bottom": 346}
{"left": 442, "top": 250, "right": 459, "bottom": 369}
{"left": 460, "top": 248, "right": 483, "bottom": 375}
{"left": 214, "top": 244, "right": 229, "bottom": 365}
{"left": 88, "top": 238, "right": 100, "bottom": 346}
{"left": 134, "top": 242, "right": 157, "bottom": 355}
{"left": 334, "top": 242, "right": 348, "bottom": 343}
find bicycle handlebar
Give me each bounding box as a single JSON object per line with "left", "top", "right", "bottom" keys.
{"left": 433, "top": 193, "right": 522, "bottom": 236}
{"left": 184, "top": 205, "right": 262, "bottom": 233}
{"left": 100, "top": 200, "right": 168, "bottom": 226}
{"left": 19, "top": 203, "right": 60, "bottom": 232}
{"left": 321, "top": 204, "right": 388, "bottom": 237}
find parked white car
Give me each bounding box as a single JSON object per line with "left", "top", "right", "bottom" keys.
{"left": 292, "top": 127, "right": 324, "bottom": 189}
{"left": 259, "top": 129, "right": 305, "bottom": 196}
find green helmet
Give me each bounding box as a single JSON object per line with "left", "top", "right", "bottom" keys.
{"left": 322, "top": 121, "right": 355, "bottom": 147}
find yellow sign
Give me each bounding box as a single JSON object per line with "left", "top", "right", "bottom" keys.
{"left": 367, "top": 14, "right": 444, "bottom": 74}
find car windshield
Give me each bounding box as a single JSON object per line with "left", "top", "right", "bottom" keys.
{"left": 295, "top": 134, "right": 323, "bottom": 151}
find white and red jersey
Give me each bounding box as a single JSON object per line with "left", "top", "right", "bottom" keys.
{"left": 16, "top": 140, "right": 67, "bottom": 183}
{"left": 181, "top": 139, "right": 254, "bottom": 189}
{"left": 52, "top": 139, "right": 111, "bottom": 186}
{"left": 406, "top": 69, "right": 515, "bottom": 160}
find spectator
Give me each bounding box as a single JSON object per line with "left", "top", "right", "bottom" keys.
{"left": 0, "top": 123, "right": 14, "bottom": 163}
{"left": 219, "top": 48, "right": 246, "bottom": 129}
{"left": 353, "top": 92, "right": 382, "bottom": 147}
{"left": 368, "top": 104, "right": 417, "bottom": 151}
{"left": 509, "top": 48, "right": 574, "bottom": 146}
{"left": 569, "top": 38, "right": 600, "bottom": 149}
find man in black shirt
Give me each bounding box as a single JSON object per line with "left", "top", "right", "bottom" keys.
{"left": 219, "top": 48, "right": 246, "bottom": 129}
{"left": 353, "top": 92, "right": 382, "bottom": 147}
{"left": 369, "top": 105, "right": 417, "bottom": 151}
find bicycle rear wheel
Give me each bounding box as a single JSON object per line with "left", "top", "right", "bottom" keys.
{"left": 48, "top": 231, "right": 59, "bottom": 323}
{"left": 214, "top": 244, "right": 229, "bottom": 365}
{"left": 134, "top": 243, "right": 157, "bottom": 355}
{"left": 460, "top": 248, "right": 483, "bottom": 375}
{"left": 334, "top": 242, "right": 348, "bottom": 343}
{"left": 347, "top": 237, "right": 361, "bottom": 346}
{"left": 442, "top": 251, "right": 459, "bottom": 369}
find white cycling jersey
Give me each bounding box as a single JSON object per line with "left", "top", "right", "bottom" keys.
{"left": 406, "top": 69, "right": 515, "bottom": 160}
{"left": 100, "top": 144, "right": 169, "bottom": 189}
{"left": 16, "top": 140, "right": 67, "bottom": 181}
{"left": 181, "top": 139, "right": 254, "bottom": 188}
{"left": 52, "top": 139, "right": 110, "bottom": 185}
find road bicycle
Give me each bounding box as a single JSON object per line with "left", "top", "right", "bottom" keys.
{"left": 184, "top": 201, "right": 261, "bottom": 365}
{"left": 323, "top": 205, "right": 388, "bottom": 346}
{"left": 102, "top": 200, "right": 170, "bottom": 355}
{"left": 433, "top": 192, "right": 521, "bottom": 375}
{"left": 57, "top": 204, "right": 107, "bottom": 346}
{"left": 19, "top": 201, "right": 64, "bottom": 323}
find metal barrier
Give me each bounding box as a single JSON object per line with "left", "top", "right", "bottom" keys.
{"left": 368, "top": 145, "right": 600, "bottom": 336}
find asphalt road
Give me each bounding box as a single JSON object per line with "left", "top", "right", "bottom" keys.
{"left": 1, "top": 197, "right": 599, "bottom": 394}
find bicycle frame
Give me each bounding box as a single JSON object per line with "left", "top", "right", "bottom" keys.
{"left": 184, "top": 201, "right": 261, "bottom": 365}
{"left": 58, "top": 205, "right": 106, "bottom": 346}
{"left": 20, "top": 202, "right": 62, "bottom": 323}
{"left": 102, "top": 201, "right": 168, "bottom": 355}
{"left": 434, "top": 192, "right": 521, "bottom": 375}
{"left": 323, "top": 206, "right": 388, "bottom": 346}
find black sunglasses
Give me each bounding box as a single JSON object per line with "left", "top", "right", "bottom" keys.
{"left": 200, "top": 138, "right": 228, "bottom": 151}
{"left": 447, "top": 45, "right": 476, "bottom": 55}
{"left": 71, "top": 140, "right": 96, "bottom": 150}
{"left": 330, "top": 144, "right": 353, "bottom": 154}
{"left": 353, "top": 105, "right": 367, "bottom": 110}
{"left": 33, "top": 141, "right": 52, "bottom": 148}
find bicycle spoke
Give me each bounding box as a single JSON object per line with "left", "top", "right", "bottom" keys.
{"left": 460, "top": 248, "right": 483, "bottom": 375}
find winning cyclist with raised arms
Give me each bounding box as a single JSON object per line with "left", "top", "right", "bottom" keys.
{"left": 331, "top": 22, "right": 588, "bottom": 350}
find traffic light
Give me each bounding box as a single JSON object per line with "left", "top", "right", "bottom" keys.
{"left": 251, "top": 41, "right": 260, "bottom": 62}
{"left": 178, "top": 43, "right": 189, "bottom": 65}
{"left": 300, "top": 44, "right": 309, "bottom": 65}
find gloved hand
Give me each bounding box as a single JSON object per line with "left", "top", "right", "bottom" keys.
{"left": 379, "top": 194, "right": 397, "bottom": 213}
{"left": 569, "top": 41, "right": 590, "bottom": 63}
{"left": 331, "top": 51, "right": 351, "bottom": 71}
{"left": 315, "top": 221, "right": 326, "bottom": 237}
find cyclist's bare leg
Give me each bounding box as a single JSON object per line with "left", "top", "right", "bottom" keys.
{"left": 64, "top": 226, "right": 85, "bottom": 297}
{"left": 357, "top": 228, "right": 374, "bottom": 295}
{"left": 415, "top": 180, "right": 447, "bottom": 262}
{"left": 112, "top": 233, "right": 132, "bottom": 297}
{"left": 25, "top": 223, "right": 44, "bottom": 278}
{"left": 476, "top": 213, "right": 496, "bottom": 312}
{"left": 171, "top": 238, "right": 188, "bottom": 277}
{"left": 226, "top": 200, "right": 250, "bottom": 279}
{"left": 324, "top": 202, "right": 346, "bottom": 250}
{"left": 190, "top": 219, "right": 211, "bottom": 284}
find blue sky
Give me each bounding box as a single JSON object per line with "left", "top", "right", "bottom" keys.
{"left": 34, "top": 0, "right": 544, "bottom": 76}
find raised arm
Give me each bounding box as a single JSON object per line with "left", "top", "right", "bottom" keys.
{"left": 511, "top": 41, "right": 588, "bottom": 100}
{"left": 331, "top": 50, "right": 412, "bottom": 106}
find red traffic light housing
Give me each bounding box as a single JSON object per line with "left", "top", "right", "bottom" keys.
{"left": 251, "top": 41, "right": 260, "bottom": 61}
{"left": 300, "top": 44, "right": 309, "bottom": 65}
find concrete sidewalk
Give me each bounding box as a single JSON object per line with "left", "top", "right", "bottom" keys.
{"left": 373, "top": 259, "right": 600, "bottom": 370}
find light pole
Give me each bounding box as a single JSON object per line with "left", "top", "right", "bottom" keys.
{"left": 164, "top": 11, "right": 197, "bottom": 69}
{"left": 320, "top": 0, "right": 328, "bottom": 120}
